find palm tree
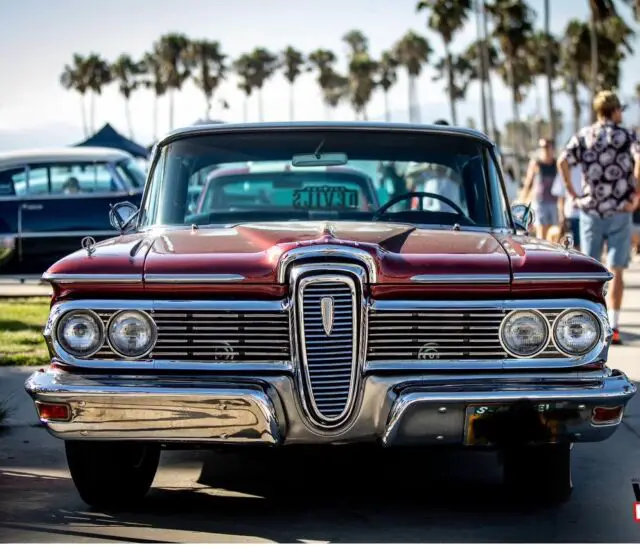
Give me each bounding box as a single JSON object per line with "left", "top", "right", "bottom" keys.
{"left": 111, "top": 54, "right": 145, "bottom": 139}
{"left": 246, "top": 48, "right": 279, "bottom": 122}
{"left": 308, "top": 49, "right": 339, "bottom": 118}
{"left": 60, "top": 54, "right": 89, "bottom": 137}
{"left": 186, "top": 40, "right": 227, "bottom": 119}
{"left": 393, "top": 31, "right": 432, "bottom": 123}
{"left": 234, "top": 54, "right": 255, "bottom": 122}
{"left": 154, "top": 33, "right": 191, "bottom": 130}
{"left": 141, "top": 51, "right": 167, "bottom": 140}
{"left": 346, "top": 52, "right": 378, "bottom": 120}
{"left": 464, "top": 39, "right": 500, "bottom": 138}
{"left": 281, "top": 46, "right": 306, "bottom": 121}
{"left": 417, "top": 0, "right": 472, "bottom": 125}
{"left": 433, "top": 54, "right": 475, "bottom": 118}
{"left": 322, "top": 70, "right": 349, "bottom": 119}
{"left": 378, "top": 51, "right": 399, "bottom": 122}
{"left": 485, "top": 0, "right": 535, "bottom": 153}
{"left": 84, "top": 53, "right": 112, "bottom": 134}
{"left": 342, "top": 29, "right": 369, "bottom": 55}
{"left": 542, "top": 0, "right": 557, "bottom": 141}
{"left": 526, "top": 30, "right": 560, "bottom": 139}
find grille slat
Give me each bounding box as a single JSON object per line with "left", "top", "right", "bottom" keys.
{"left": 93, "top": 309, "right": 290, "bottom": 362}
{"left": 367, "top": 309, "right": 565, "bottom": 361}
{"left": 300, "top": 277, "right": 357, "bottom": 421}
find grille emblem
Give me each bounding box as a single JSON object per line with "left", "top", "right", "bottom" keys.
{"left": 320, "top": 297, "right": 335, "bottom": 336}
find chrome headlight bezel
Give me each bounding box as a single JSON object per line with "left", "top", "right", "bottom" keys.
{"left": 55, "top": 309, "right": 105, "bottom": 358}
{"left": 552, "top": 308, "right": 602, "bottom": 357}
{"left": 499, "top": 309, "right": 550, "bottom": 359}
{"left": 106, "top": 309, "right": 158, "bottom": 359}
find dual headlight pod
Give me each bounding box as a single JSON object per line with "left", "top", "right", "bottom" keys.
{"left": 500, "top": 309, "right": 602, "bottom": 358}
{"left": 56, "top": 310, "right": 157, "bottom": 359}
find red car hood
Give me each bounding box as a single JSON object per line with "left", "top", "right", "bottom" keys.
{"left": 142, "top": 221, "right": 510, "bottom": 284}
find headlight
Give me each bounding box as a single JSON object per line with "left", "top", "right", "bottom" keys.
{"left": 553, "top": 309, "right": 601, "bottom": 356}
{"left": 500, "top": 310, "right": 549, "bottom": 358}
{"left": 107, "top": 310, "right": 157, "bottom": 358}
{"left": 56, "top": 310, "right": 104, "bottom": 358}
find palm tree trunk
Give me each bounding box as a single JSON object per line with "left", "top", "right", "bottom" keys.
{"left": 205, "top": 95, "right": 212, "bottom": 120}
{"left": 570, "top": 74, "right": 581, "bottom": 133}
{"left": 289, "top": 82, "right": 295, "bottom": 121}
{"left": 475, "top": 1, "right": 488, "bottom": 135}
{"left": 90, "top": 92, "right": 96, "bottom": 134}
{"left": 243, "top": 95, "right": 249, "bottom": 123}
{"left": 408, "top": 74, "right": 414, "bottom": 123}
{"left": 258, "top": 89, "right": 264, "bottom": 122}
{"left": 481, "top": 0, "right": 499, "bottom": 144}
{"left": 153, "top": 95, "right": 158, "bottom": 140}
{"left": 410, "top": 76, "right": 420, "bottom": 123}
{"left": 125, "top": 99, "right": 134, "bottom": 139}
{"left": 544, "top": 0, "right": 557, "bottom": 141}
{"left": 445, "top": 44, "right": 457, "bottom": 125}
{"left": 79, "top": 93, "right": 88, "bottom": 137}
{"left": 589, "top": 11, "right": 598, "bottom": 123}
{"left": 324, "top": 103, "right": 331, "bottom": 121}
{"left": 169, "top": 89, "right": 175, "bottom": 130}
{"left": 384, "top": 90, "right": 390, "bottom": 122}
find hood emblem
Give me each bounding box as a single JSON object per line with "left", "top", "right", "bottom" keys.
{"left": 81, "top": 236, "right": 96, "bottom": 257}
{"left": 320, "top": 297, "right": 335, "bottom": 336}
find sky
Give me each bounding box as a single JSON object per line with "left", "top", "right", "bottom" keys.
{"left": 0, "top": 0, "right": 638, "bottom": 150}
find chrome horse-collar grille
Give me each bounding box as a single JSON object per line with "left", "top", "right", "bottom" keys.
{"left": 291, "top": 263, "right": 366, "bottom": 429}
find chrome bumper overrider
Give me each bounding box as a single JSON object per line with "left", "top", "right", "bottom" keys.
{"left": 25, "top": 367, "right": 636, "bottom": 446}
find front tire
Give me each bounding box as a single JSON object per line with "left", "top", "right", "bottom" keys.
{"left": 502, "top": 443, "right": 573, "bottom": 505}
{"left": 65, "top": 441, "right": 160, "bottom": 509}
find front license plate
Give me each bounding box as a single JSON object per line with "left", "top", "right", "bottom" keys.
{"left": 463, "top": 401, "right": 574, "bottom": 446}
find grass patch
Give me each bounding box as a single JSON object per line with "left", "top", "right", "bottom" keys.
{"left": 0, "top": 297, "right": 50, "bottom": 366}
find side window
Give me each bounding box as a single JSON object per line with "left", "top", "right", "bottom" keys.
{"left": 0, "top": 168, "right": 25, "bottom": 196}
{"left": 49, "top": 163, "right": 118, "bottom": 195}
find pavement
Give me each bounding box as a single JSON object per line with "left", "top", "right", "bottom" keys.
{"left": 0, "top": 279, "right": 51, "bottom": 298}
{"left": 1, "top": 266, "right": 640, "bottom": 542}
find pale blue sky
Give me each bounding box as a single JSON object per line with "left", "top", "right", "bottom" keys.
{"left": 0, "top": 0, "right": 638, "bottom": 149}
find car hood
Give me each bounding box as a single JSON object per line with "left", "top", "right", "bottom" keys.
{"left": 142, "top": 221, "right": 511, "bottom": 284}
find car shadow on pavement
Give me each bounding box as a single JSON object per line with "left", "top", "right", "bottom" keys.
{"left": 2, "top": 446, "right": 567, "bottom": 543}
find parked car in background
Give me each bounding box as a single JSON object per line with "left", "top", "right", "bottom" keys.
{"left": 26, "top": 122, "right": 634, "bottom": 509}
{"left": 0, "top": 147, "right": 145, "bottom": 278}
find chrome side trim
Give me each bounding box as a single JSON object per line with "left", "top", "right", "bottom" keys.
{"left": 144, "top": 273, "right": 245, "bottom": 283}
{"left": 41, "top": 273, "right": 143, "bottom": 284}
{"left": 513, "top": 272, "right": 613, "bottom": 283}
{"left": 410, "top": 274, "right": 510, "bottom": 284}
{"left": 278, "top": 245, "right": 377, "bottom": 284}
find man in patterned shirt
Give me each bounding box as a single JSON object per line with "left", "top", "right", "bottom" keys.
{"left": 557, "top": 90, "right": 640, "bottom": 344}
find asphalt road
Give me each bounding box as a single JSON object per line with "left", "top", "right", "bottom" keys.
{"left": 2, "top": 265, "right": 640, "bottom": 542}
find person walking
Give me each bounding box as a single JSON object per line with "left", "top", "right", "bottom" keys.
{"left": 551, "top": 164, "right": 582, "bottom": 249}
{"left": 557, "top": 90, "right": 640, "bottom": 345}
{"left": 520, "top": 138, "right": 559, "bottom": 240}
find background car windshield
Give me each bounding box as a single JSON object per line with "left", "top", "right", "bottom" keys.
{"left": 140, "top": 129, "right": 509, "bottom": 229}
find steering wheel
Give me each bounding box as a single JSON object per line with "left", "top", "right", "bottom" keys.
{"left": 372, "top": 191, "right": 473, "bottom": 223}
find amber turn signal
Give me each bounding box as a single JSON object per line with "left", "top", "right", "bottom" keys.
{"left": 591, "top": 405, "right": 624, "bottom": 425}
{"left": 35, "top": 401, "right": 71, "bottom": 422}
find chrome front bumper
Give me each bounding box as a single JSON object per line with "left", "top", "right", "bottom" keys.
{"left": 25, "top": 367, "right": 636, "bottom": 446}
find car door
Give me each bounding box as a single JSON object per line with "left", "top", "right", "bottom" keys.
{"left": 0, "top": 168, "right": 21, "bottom": 275}
{"left": 17, "top": 160, "right": 142, "bottom": 275}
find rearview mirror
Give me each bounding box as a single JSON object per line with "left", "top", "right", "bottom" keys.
{"left": 291, "top": 152, "right": 348, "bottom": 167}
{"left": 109, "top": 201, "right": 139, "bottom": 233}
{"left": 511, "top": 203, "right": 535, "bottom": 234}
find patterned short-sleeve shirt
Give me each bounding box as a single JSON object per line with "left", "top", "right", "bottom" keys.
{"left": 563, "top": 121, "right": 640, "bottom": 217}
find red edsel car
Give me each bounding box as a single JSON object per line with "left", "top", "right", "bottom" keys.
{"left": 25, "top": 122, "right": 635, "bottom": 508}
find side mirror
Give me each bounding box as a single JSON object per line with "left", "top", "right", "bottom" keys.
{"left": 109, "top": 201, "right": 139, "bottom": 233}
{"left": 511, "top": 203, "right": 535, "bottom": 234}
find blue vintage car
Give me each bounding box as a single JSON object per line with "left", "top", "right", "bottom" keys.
{"left": 0, "top": 147, "right": 145, "bottom": 278}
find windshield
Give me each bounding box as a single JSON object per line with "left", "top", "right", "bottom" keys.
{"left": 115, "top": 157, "right": 146, "bottom": 189}
{"left": 139, "top": 129, "right": 509, "bottom": 229}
